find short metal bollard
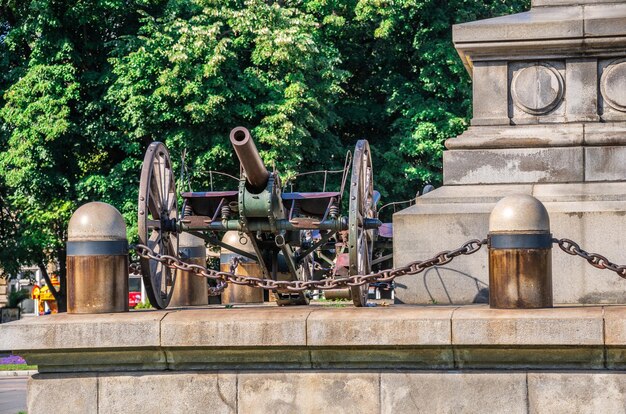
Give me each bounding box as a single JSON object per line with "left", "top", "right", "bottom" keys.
{"left": 220, "top": 231, "right": 264, "bottom": 304}
{"left": 67, "top": 202, "right": 129, "bottom": 313}
{"left": 170, "top": 232, "right": 209, "bottom": 306}
{"left": 488, "top": 194, "right": 553, "bottom": 309}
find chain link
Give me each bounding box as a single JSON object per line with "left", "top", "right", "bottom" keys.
{"left": 132, "top": 238, "right": 488, "bottom": 293}
{"left": 552, "top": 237, "right": 626, "bottom": 280}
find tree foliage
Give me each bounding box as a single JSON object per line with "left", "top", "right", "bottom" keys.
{"left": 0, "top": 0, "right": 529, "bottom": 308}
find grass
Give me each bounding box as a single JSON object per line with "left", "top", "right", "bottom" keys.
{"left": 315, "top": 297, "right": 351, "bottom": 307}
{"left": 0, "top": 364, "right": 37, "bottom": 371}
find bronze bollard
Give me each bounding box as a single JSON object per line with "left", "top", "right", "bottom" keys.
{"left": 220, "top": 231, "right": 264, "bottom": 304}
{"left": 488, "top": 194, "right": 553, "bottom": 309}
{"left": 170, "top": 232, "right": 209, "bottom": 307}
{"left": 67, "top": 202, "right": 129, "bottom": 313}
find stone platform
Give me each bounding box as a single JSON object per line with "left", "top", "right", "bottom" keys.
{"left": 1, "top": 304, "right": 625, "bottom": 413}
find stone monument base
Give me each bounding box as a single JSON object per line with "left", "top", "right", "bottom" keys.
{"left": 1, "top": 305, "right": 625, "bottom": 413}
{"left": 394, "top": 182, "right": 626, "bottom": 305}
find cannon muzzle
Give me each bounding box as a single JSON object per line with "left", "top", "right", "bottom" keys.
{"left": 230, "top": 127, "right": 270, "bottom": 193}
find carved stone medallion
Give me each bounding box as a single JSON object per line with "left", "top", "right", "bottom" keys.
{"left": 600, "top": 58, "right": 626, "bottom": 113}
{"left": 511, "top": 64, "right": 564, "bottom": 115}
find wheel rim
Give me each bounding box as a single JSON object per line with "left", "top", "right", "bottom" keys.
{"left": 138, "top": 142, "right": 178, "bottom": 309}
{"left": 348, "top": 140, "right": 375, "bottom": 307}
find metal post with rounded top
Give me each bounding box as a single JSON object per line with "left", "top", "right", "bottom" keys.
{"left": 170, "top": 232, "right": 208, "bottom": 307}
{"left": 488, "top": 194, "right": 553, "bottom": 309}
{"left": 67, "top": 202, "right": 128, "bottom": 313}
{"left": 220, "top": 231, "right": 264, "bottom": 304}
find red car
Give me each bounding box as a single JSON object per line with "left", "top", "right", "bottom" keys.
{"left": 128, "top": 275, "right": 143, "bottom": 308}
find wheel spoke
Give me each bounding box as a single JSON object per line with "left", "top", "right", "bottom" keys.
{"left": 148, "top": 178, "right": 161, "bottom": 218}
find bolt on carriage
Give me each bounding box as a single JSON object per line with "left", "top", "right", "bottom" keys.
{"left": 137, "top": 127, "right": 383, "bottom": 308}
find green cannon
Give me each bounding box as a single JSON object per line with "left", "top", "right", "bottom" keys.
{"left": 137, "top": 127, "right": 381, "bottom": 308}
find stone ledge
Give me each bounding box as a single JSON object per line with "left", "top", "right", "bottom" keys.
{"left": 452, "top": 306, "right": 604, "bottom": 345}
{"left": 1, "top": 305, "right": 625, "bottom": 371}
{"left": 453, "top": 4, "right": 626, "bottom": 44}
{"left": 0, "top": 311, "right": 164, "bottom": 351}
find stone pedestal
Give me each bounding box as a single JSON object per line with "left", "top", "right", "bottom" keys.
{"left": 1, "top": 305, "right": 625, "bottom": 413}
{"left": 394, "top": 0, "right": 626, "bottom": 305}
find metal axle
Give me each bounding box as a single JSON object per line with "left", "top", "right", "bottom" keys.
{"left": 180, "top": 217, "right": 382, "bottom": 233}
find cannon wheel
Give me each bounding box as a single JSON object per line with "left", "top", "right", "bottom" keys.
{"left": 138, "top": 142, "right": 179, "bottom": 309}
{"left": 348, "top": 140, "right": 375, "bottom": 307}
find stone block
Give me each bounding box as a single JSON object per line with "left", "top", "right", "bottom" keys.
{"left": 453, "top": 7, "right": 583, "bottom": 43}
{"left": 451, "top": 306, "right": 604, "bottom": 345}
{"left": 606, "top": 307, "right": 626, "bottom": 369}
{"left": 585, "top": 146, "right": 626, "bottom": 181}
{"left": 584, "top": 3, "right": 626, "bottom": 37}
{"left": 531, "top": 182, "right": 626, "bottom": 202}
{"left": 416, "top": 183, "right": 533, "bottom": 203}
{"left": 446, "top": 124, "right": 583, "bottom": 150}
{"left": 471, "top": 62, "right": 509, "bottom": 126}
{"left": 393, "top": 201, "right": 492, "bottom": 305}
{"left": 22, "top": 349, "right": 166, "bottom": 373}
{"left": 166, "top": 348, "right": 312, "bottom": 370}
{"left": 98, "top": 372, "right": 237, "bottom": 414}
{"left": 584, "top": 122, "right": 626, "bottom": 146}
{"left": 443, "top": 147, "right": 583, "bottom": 185}
{"left": 454, "top": 346, "right": 604, "bottom": 369}
{"left": 604, "top": 306, "right": 626, "bottom": 345}
{"left": 238, "top": 372, "right": 379, "bottom": 414}
{"left": 0, "top": 311, "right": 165, "bottom": 352}
{"left": 565, "top": 59, "right": 599, "bottom": 122}
{"left": 528, "top": 372, "right": 626, "bottom": 414}
{"left": 28, "top": 373, "right": 97, "bottom": 414}
{"left": 533, "top": 0, "right": 617, "bottom": 6}
{"left": 381, "top": 371, "right": 527, "bottom": 414}
{"left": 309, "top": 347, "right": 453, "bottom": 370}
{"left": 545, "top": 200, "right": 626, "bottom": 304}
{"left": 161, "top": 307, "right": 309, "bottom": 347}
{"left": 306, "top": 307, "right": 453, "bottom": 346}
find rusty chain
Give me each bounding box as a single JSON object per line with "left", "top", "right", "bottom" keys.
{"left": 131, "top": 238, "right": 488, "bottom": 293}
{"left": 552, "top": 237, "right": 626, "bottom": 280}
{"left": 130, "top": 236, "right": 626, "bottom": 298}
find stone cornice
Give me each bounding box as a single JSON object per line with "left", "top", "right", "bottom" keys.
{"left": 453, "top": 3, "right": 626, "bottom": 75}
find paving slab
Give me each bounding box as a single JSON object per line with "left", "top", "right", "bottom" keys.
{"left": 161, "top": 307, "right": 310, "bottom": 347}
{"left": 451, "top": 306, "right": 604, "bottom": 345}
{"left": 0, "top": 311, "right": 167, "bottom": 351}
{"left": 306, "top": 306, "right": 454, "bottom": 346}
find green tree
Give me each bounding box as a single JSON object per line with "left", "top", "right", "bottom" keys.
{"left": 106, "top": 0, "right": 349, "bottom": 189}
{"left": 0, "top": 0, "right": 163, "bottom": 310}
{"left": 0, "top": 0, "right": 529, "bottom": 310}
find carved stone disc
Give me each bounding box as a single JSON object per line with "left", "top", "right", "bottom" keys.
{"left": 601, "top": 59, "right": 626, "bottom": 113}
{"left": 511, "top": 64, "right": 564, "bottom": 115}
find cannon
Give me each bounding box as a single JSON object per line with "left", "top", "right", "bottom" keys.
{"left": 137, "top": 127, "right": 382, "bottom": 308}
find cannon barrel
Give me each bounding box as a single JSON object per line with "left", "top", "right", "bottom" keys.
{"left": 230, "top": 126, "right": 270, "bottom": 193}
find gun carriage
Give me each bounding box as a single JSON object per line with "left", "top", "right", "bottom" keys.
{"left": 137, "top": 127, "right": 382, "bottom": 309}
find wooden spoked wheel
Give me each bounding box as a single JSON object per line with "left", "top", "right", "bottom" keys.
{"left": 138, "top": 142, "right": 178, "bottom": 309}
{"left": 348, "top": 140, "right": 376, "bottom": 307}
